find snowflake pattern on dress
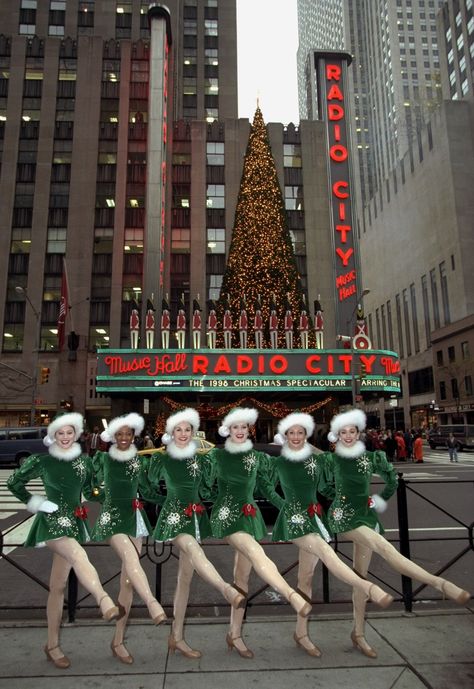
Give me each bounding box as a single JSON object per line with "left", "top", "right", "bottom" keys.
{"left": 285, "top": 499, "right": 307, "bottom": 535}
{"left": 304, "top": 455, "right": 320, "bottom": 479}
{"left": 125, "top": 456, "right": 141, "bottom": 479}
{"left": 355, "top": 453, "right": 372, "bottom": 475}
{"left": 163, "top": 499, "right": 188, "bottom": 531}
{"left": 186, "top": 455, "right": 201, "bottom": 478}
{"left": 97, "top": 502, "right": 121, "bottom": 533}
{"left": 331, "top": 495, "right": 356, "bottom": 530}
{"left": 72, "top": 456, "right": 88, "bottom": 481}
{"left": 214, "top": 492, "right": 240, "bottom": 529}
{"left": 45, "top": 498, "right": 81, "bottom": 540}
{"left": 242, "top": 451, "right": 258, "bottom": 474}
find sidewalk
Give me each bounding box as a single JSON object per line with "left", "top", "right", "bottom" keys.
{"left": 0, "top": 607, "right": 473, "bottom": 689}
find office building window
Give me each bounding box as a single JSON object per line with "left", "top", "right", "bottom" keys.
{"left": 451, "top": 378, "right": 459, "bottom": 399}
{"left": 430, "top": 268, "right": 440, "bottom": 329}
{"left": 171, "top": 228, "right": 190, "bottom": 253}
{"left": 410, "top": 283, "right": 420, "bottom": 353}
{"left": 284, "top": 186, "right": 304, "bottom": 210}
{"left": 439, "top": 260, "right": 450, "bottom": 325}
{"left": 204, "top": 20, "right": 218, "bottom": 36}
{"left": 421, "top": 274, "right": 431, "bottom": 346}
{"left": 206, "top": 142, "right": 224, "bottom": 165}
{"left": 439, "top": 380, "right": 446, "bottom": 400}
{"left": 465, "top": 376, "right": 473, "bottom": 397}
{"left": 206, "top": 184, "right": 225, "bottom": 208}
{"left": 396, "top": 293, "right": 404, "bottom": 358}
{"left": 448, "top": 345, "right": 455, "bottom": 363}
{"left": 208, "top": 274, "right": 222, "bottom": 301}
{"left": 283, "top": 144, "right": 302, "bottom": 167}
{"left": 461, "top": 341, "right": 469, "bottom": 360}
{"left": 403, "top": 288, "right": 412, "bottom": 356}
{"left": 386, "top": 300, "right": 394, "bottom": 350}
{"left": 436, "top": 349, "right": 443, "bottom": 366}
{"left": 207, "top": 228, "right": 225, "bottom": 254}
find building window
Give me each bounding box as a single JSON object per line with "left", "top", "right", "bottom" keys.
{"left": 436, "top": 349, "right": 443, "bottom": 366}
{"left": 289, "top": 230, "right": 306, "bottom": 255}
{"left": 403, "top": 288, "right": 412, "bottom": 356}
{"left": 206, "top": 184, "right": 225, "bottom": 208}
{"left": 439, "top": 261, "right": 450, "bottom": 325}
{"left": 439, "top": 380, "right": 446, "bottom": 400}
{"left": 430, "top": 268, "right": 440, "bottom": 329}
{"left": 78, "top": 1, "right": 95, "bottom": 28}
{"left": 396, "top": 293, "right": 404, "bottom": 358}
{"left": 448, "top": 345, "right": 455, "bottom": 363}
{"left": 205, "top": 78, "right": 219, "bottom": 94}
{"left": 47, "top": 228, "right": 66, "bottom": 253}
{"left": 207, "top": 228, "right": 225, "bottom": 253}
{"left": 461, "top": 341, "right": 469, "bottom": 360}
{"left": 208, "top": 274, "right": 222, "bottom": 301}
{"left": 283, "top": 144, "right": 302, "bottom": 167}
{"left": 204, "top": 20, "right": 218, "bottom": 36}
{"left": 171, "top": 228, "right": 190, "bottom": 253}
{"left": 206, "top": 142, "right": 224, "bottom": 165}
{"left": 410, "top": 283, "right": 420, "bottom": 353}
{"left": 284, "top": 186, "right": 304, "bottom": 211}
{"left": 421, "top": 274, "right": 431, "bottom": 346}
{"left": 451, "top": 378, "right": 459, "bottom": 399}
{"left": 386, "top": 300, "right": 394, "bottom": 350}
{"left": 465, "top": 375, "right": 473, "bottom": 397}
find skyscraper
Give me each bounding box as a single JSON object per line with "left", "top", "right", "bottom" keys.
{"left": 437, "top": 0, "right": 474, "bottom": 100}
{"left": 297, "top": 0, "right": 445, "bottom": 207}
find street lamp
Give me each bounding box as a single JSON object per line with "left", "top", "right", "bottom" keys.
{"left": 15, "top": 286, "right": 41, "bottom": 426}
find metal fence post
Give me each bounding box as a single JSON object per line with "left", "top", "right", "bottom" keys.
{"left": 67, "top": 569, "right": 78, "bottom": 622}
{"left": 396, "top": 473, "right": 413, "bottom": 612}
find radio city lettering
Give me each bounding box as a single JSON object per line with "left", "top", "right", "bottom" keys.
{"left": 325, "top": 61, "right": 356, "bottom": 304}
{"left": 97, "top": 350, "right": 401, "bottom": 394}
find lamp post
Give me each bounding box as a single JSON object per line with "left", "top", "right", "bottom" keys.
{"left": 15, "top": 286, "right": 41, "bottom": 426}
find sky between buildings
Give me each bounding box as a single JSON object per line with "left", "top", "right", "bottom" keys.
{"left": 237, "top": 0, "right": 299, "bottom": 125}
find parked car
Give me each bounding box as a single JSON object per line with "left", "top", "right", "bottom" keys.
{"left": 0, "top": 426, "right": 48, "bottom": 467}
{"left": 427, "top": 425, "right": 474, "bottom": 451}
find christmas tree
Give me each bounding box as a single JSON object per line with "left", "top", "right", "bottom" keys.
{"left": 218, "top": 107, "right": 309, "bottom": 348}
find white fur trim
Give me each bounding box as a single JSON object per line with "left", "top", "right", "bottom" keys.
{"left": 370, "top": 494, "right": 387, "bottom": 513}
{"left": 161, "top": 432, "right": 172, "bottom": 445}
{"left": 278, "top": 413, "right": 315, "bottom": 438}
{"left": 165, "top": 408, "right": 200, "bottom": 436}
{"left": 273, "top": 433, "right": 285, "bottom": 446}
{"left": 167, "top": 440, "right": 197, "bottom": 459}
{"left": 224, "top": 438, "right": 253, "bottom": 454}
{"left": 330, "top": 409, "right": 366, "bottom": 438}
{"left": 27, "top": 494, "right": 47, "bottom": 514}
{"left": 327, "top": 431, "right": 338, "bottom": 444}
{"left": 48, "top": 442, "right": 82, "bottom": 461}
{"left": 219, "top": 407, "right": 258, "bottom": 437}
{"left": 45, "top": 412, "right": 84, "bottom": 446}
{"left": 108, "top": 444, "right": 138, "bottom": 462}
{"left": 101, "top": 413, "right": 144, "bottom": 443}
{"left": 218, "top": 425, "right": 230, "bottom": 438}
{"left": 281, "top": 443, "right": 313, "bottom": 462}
{"left": 334, "top": 439, "right": 367, "bottom": 458}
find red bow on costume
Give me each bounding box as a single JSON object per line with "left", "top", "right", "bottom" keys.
{"left": 184, "top": 503, "right": 205, "bottom": 517}
{"left": 307, "top": 503, "right": 323, "bottom": 518}
{"left": 132, "top": 499, "right": 144, "bottom": 510}
{"left": 242, "top": 503, "right": 257, "bottom": 517}
{"left": 74, "top": 505, "right": 89, "bottom": 520}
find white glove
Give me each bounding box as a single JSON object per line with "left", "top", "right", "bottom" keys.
{"left": 40, "top": 500, "right": 59, "bottom": 513}
{"left": 369, "top": 494, "right": 387, "bottom": 513}
{"left": 27, "top": 495, "right": 58, "bottom": 514}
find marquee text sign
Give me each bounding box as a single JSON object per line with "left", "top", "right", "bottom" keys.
{"left": 96, "top": 349, "right": 401, "bottom": 393}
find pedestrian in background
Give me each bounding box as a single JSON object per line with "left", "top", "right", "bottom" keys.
{"left": 447, "top": 433, "right": 459, "bottom": 462}
{"left": 413, "top": 433, "right": 423, "bottom": 463}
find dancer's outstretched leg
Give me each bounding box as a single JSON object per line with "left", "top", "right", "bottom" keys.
{"left": 344, "top": 526, "right": 470, "bottom": 603}
{"left": 47, "top": 537, "right": 119, "bottom": 620}
{"left": 173, "top": 534, "right": 244, "bottom": 608}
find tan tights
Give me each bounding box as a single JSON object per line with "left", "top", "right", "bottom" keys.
{"left": 46, "top": 537, "right": 114, "bottom": 655}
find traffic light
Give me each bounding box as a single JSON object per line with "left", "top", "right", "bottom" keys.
{"left": 358, "top": 362, "right": 367, "bottom": 381}
{"left": 39, "top": 367, "right": 50, "bottom": 384}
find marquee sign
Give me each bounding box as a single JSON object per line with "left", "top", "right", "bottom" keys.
{"left": 96, "top": 349, "right": 401, "bottom": 394}
{"left": 314, "top": 50, "right": 359, "bottom": 338}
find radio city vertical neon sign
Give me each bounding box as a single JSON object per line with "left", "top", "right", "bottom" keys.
{"left": 314, "top": 51, "right": 359, "bottom": 336}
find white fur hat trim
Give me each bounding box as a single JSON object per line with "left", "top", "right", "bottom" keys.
{"left": 278, "top": 412, "right": 315, "bottom": 439}
{"left": 165, "top": 408, "right": 200, "bottom": 436}
{"left": 330, "top": 409, "right": 366, "bottom": 439}
{"left": 218, "top": 407, "right": 258, "bottom": 437}
{"left": 273, "top": 433, "right": 285, "bottom": 446}
{"left": 101, "top": 412, "right": 145, "bottom": 443}
{"left": 44, "top": 412, "right": 84, "bottom": 446}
